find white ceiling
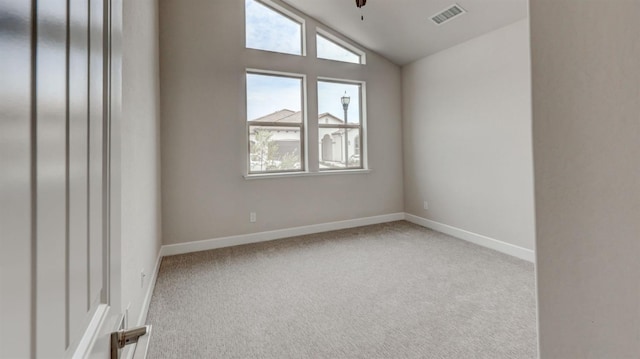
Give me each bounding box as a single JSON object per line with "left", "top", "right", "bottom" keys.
{"left": 282, "top": 0, "right": 528, "bottom": 66}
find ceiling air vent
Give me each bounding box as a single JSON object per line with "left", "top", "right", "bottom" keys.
{"left": 431, "top": 4, "right": 466, "bottom": 25}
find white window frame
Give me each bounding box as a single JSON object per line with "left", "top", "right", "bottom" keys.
{"left": 242, "top": 7, "right": 372, "bottom": 179}
{"left": 317, "top": 77, "right": 368, "bottom": 171}
{"left": 316, "top": 27, "right": 366, "bottom": 65}
{"left": 245, "top": 69, "right": 308, "bottom": 175}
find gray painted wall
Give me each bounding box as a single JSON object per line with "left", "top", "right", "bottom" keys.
{"left": 122, "top": 0, "right": 162, "bottom": 325}
{"left": 402, "top": 19, "right": 536, "bottom": 251}
{"left": 159, "top": 0, "right": 404, "bottom": 245}
{"left": 531, "top": 0, "right": 640, "bottom": 356}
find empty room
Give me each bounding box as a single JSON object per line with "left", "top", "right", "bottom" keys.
{"left": 2, "top": 0, "right": 639, "bottom": 358}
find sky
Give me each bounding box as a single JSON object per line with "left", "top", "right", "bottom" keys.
{"left": 246, "top": 73, "right": 302, "bottom": 121}
{"left": 247, "top": 74, "right": 361, "bottom": 124}
{"left": 316, "top": 35, "right": 360, "bottom": 64}
{"left": 245, "top": 0, "right": 361, "bottom": 63}
{"left": 245, "top": 0, "right": 301, "bottom": 55}
{"left": 245, "top": 0, "right": 362, "bottom": 123}
{"left": 317, "top": 81, "right": 361, "bottom": 124}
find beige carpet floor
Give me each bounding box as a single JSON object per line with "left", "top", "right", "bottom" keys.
{"left": 146, "top": 221, "right": 537, "bottom": 358}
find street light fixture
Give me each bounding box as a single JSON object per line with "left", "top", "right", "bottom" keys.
{"left": 341, "top": 91, "right": 351, "bottom": 113}
{"left": 341, "top": 91, "right": 350, "bottom": 168}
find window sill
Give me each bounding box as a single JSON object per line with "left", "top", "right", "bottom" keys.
{"left": 244, "top": 169, "right": 372, "bottom": 180}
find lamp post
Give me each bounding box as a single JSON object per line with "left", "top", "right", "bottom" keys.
{"left": 341, "top": 92, "right": 350, "bottom": 167}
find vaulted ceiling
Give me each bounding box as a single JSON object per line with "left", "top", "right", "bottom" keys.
{"left": 282, "top": 0, "right": 528, "bottom": 66}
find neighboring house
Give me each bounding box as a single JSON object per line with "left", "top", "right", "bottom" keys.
{"left": 249, "top": 109, "right": 361, "bottom": 170}
{"left": 249, "top": 109, "right": 302, "bottom": 161}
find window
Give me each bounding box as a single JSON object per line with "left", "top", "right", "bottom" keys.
{"left": 317, "top": 80, "right": 363, "bottom": 170}
{"left": 246, "top": 72, "right": 305, "bottom": 174}
{"left": 316, "top": 32, "right": 363, "bottom": 64}
{"left": 245, "top": 0, "right": 304, "bottom": 56}
{"left": 244, "top": 2, "right": 368, "bottom": 176}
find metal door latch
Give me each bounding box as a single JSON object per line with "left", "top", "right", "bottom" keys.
{"left": 111, "top": 325, "right": 149, "bottom": 359}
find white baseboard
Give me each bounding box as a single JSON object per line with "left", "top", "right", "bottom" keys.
{"left": 136, "top": 251, "right": 162, "bottom": 326}
{"left": 158, "top": 212, "right": 534, "bottom": 262}
{"left": 404, "top": 213, "right": 535, "bottom": 263}
{"left": 160, "top": 213, "right": 406, "bottom": 257}
{"left": 123, "top": 250, "right": 162, "bottom": 359}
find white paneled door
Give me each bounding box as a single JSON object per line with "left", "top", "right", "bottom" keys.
{"left": 0, "top": 0, "right": 123, "bottom": 358}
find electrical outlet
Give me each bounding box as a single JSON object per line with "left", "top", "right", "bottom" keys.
{"left": 250, "top": 212, "right": 257, "bottom": 223}
{"left": 423, "top": 201, "right": 429, "bottom": 210}
{"left": 140, "top": 269, "right": 146, "bottom": 289}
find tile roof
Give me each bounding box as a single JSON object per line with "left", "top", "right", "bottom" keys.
{"left": 251, "top": 109, "right": 300, "bottom": 123}
{"left": 250, "top": 110, "right": 344, "bottom": 124}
